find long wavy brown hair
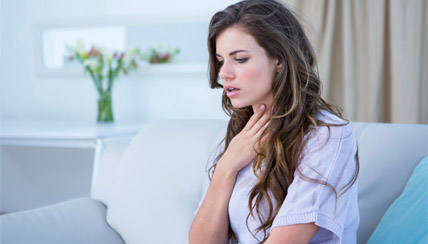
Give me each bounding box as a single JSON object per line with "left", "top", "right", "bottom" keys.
{"left": 207, "top": 0, "right": 359, "bottom": 243}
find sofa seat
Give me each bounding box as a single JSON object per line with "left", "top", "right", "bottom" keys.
{"left": 1, "top": 197, "right": 124, "bottom": 244}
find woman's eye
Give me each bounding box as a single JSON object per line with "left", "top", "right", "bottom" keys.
{"left": 235, "top": 58, "right": 248, "bottom": 63}
{"left": 217, "top": 60, "right": 224, "bottom": 67}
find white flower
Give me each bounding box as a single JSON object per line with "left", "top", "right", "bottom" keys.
{"left": 76, "top": 40, "right": 87, "bottom": 56}
{"left": 105, "top": 49, "right": 114, "bottom": 64}
{"left": 122, "top": 47, "right": 139, "bottom": 65}
{"left": 83, "top": 58, "right": 98, "bottom": 70}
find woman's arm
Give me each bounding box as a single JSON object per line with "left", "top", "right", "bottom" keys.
{"left": 189, "top": 104, "right": 271, "bottom": 244}
{"left": 188, "top": 160, "right": 238, "bottom": 244}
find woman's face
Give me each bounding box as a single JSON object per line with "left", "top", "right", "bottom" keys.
{"left": 215, "top": 26, "right": 279, "bottom": 110}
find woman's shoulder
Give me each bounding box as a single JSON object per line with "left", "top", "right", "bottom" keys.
{"left": 299, "top": 111, "right": 358, "bottom": 177}
{"left": 311, "top": 110, "right": 354, "bottom": 140}
{"left": 300, "top": 110, "right": 355, "bottom": 154}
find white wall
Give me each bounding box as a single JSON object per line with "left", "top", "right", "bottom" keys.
{"left": 0, "top": 0, "right": 240, "bottom": 123}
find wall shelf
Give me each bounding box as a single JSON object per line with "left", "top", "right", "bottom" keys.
{"left": 36, "top": 63, "right": 207, "bottom": 77}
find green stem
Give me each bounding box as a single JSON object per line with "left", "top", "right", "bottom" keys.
{"left": 75, "top": 54, "right": 103, "bottom": 95}
{"left": 86, "top": 67, "right": 103, "bottom": 95}
{"left": 107, "top": 62, "right": 114, "bottom": 93}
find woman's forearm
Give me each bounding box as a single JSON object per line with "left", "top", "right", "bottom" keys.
{"left": 189, "top": 106, "right": 269, "bottom": 243}
{"left": 189, "top": 161, "right": 238, "bottom": 244}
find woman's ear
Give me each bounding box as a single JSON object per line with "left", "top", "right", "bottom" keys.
{"left": 276, "top": 57, "right": 283, "bottom": 73}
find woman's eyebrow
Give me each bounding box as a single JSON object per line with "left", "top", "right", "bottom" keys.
{"left": 216, "top": 49, "right": 250, "bottom": 58}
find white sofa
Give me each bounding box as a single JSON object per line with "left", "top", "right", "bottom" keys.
{"left": 1, "top": 120, "right": 427, "bottom": 244}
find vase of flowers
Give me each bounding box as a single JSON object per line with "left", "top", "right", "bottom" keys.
{"left": 67, "top": 41, "right": 141, "bottom": 123}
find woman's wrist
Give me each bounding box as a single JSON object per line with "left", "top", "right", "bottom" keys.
{"left": 215, "top": 158, "right": 240, "bottom": 178}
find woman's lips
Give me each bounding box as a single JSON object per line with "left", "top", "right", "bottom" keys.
{"left": 226, "top": 89, "right": 240, "bottom": 98}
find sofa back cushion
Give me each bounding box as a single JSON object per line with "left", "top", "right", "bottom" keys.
{"left": 105, "top": 120, "right": 227, "bottom": 244}
{"left": 352, "top": 122, "right": 428, "bottom": 244}
{"left": 366, "top": 156, "right": 428, "bottom": 244}
{"left": 91, "top": 139, "right": 130, "bottom": 205}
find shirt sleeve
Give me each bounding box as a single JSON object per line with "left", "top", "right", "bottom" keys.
{"left": 271, "top": 124, "right": 358, "bottom": 243}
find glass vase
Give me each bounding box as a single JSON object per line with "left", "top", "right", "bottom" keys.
{"left": 97, "top": 91, "right": 114, "bottom": 123}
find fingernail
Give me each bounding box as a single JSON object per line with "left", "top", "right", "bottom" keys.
{"left": 260, "top": 104, "right": 265, "bottom": 110}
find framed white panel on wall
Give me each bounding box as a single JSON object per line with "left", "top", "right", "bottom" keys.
{"left": 34, "top": 14, "right": 211, "bottom": 77}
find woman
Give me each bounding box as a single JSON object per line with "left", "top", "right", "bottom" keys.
{"left": 189, "top": 0, "right": 359, "bottom": 243}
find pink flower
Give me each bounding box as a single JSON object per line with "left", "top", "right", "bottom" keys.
{"left": 88, "top": 47, "right": 102, "bottom": 57}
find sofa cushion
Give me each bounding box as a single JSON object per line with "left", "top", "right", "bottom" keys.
{"left": 353, "top": 123, "right": 428, "bottom": 244}
{"left": 91, "top": 140, "right": 130, "bottom": 206}
{"left": 106, "top": 120, "right": 227, "bottom": 244}
{"left": 367, "top": 156, "right": 428, "bottom": 244}
{"left": 0, "top": 197, "right": 124, "bottom": 244}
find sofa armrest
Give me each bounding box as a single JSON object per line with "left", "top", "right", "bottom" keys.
{"left": 0, "top": 197, "right": 124, "bottom": 244}
{"left": 91, "top": 139, "right": 130, "bottom": 206}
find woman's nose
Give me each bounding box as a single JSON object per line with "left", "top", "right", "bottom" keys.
{"left": 219, "top": 62, "right": 235, "bottom": 81}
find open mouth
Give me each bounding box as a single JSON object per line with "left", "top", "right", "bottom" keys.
{"left": 225, "top": 87, "right": 240, "bottom": 97}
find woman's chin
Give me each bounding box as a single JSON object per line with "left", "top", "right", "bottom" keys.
{"left": 230, "top": 100, "right": 248, "bottom": 109}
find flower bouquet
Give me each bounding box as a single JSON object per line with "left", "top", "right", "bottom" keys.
{"left": 144, "top": 44, "right": 180, "bottom": 64}
{"left": 67, "top": 41, "right": 141, "bottom": 122}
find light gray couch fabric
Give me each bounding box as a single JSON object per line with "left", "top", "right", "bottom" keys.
{"left": 91, "top": 141, "right": 129, "bottom": 206}
{"left": 0, "top": 197, "right": 124, "bottom": 244}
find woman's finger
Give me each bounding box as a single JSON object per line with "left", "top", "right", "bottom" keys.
{"left": 254, "top": 122, "right": 270, "bottom": 152}
{"left": 244, "top": 104, "right": 266, "bottom": 131}
{"left": 257, "top": 121, "right": 270, "bottom": 148}
{"left": 254, "top": 119, "right": 270, "bottom": 140}
{"left": 250, "top": 108, "right": 271, "bottom": 134}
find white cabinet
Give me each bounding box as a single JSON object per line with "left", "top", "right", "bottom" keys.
{"left": 0, "top": 120, "right": 145, "bottom": 213}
